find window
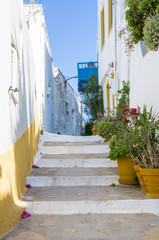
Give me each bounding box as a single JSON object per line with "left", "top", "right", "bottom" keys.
{"left": 108, "top": 0, "right": 113, "bottom": 35}
{"left": 101, "top": 7, "right": 105, "bottom": 50}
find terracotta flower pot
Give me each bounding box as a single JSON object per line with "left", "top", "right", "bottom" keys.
{"left": 133, "top": 165, "right": 147, "bottom": 191}
{"left": 117, "top": 156, "right": 139, "bottom": 185}
{"left": 140, "top": 168, "right": 159, "bottom": 198}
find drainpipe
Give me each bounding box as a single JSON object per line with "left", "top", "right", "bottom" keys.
{"left": 114, "top": 0, "right": 118, "bottom": 94}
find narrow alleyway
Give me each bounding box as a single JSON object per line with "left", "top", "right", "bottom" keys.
{"left": 3, "top": 133, "right": 159, "bottom": 240}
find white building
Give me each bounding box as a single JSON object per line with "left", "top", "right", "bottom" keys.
{"left": 0, "top": 1, "right": 82, "bottom": 237}
{"left": 24, "top": 4, "right": 82, "bottom": 135}
{"left": 97, "top": 0, "right": 159, "bottom": 113}
{"left": 54, "top": 68, "right": 82, "bottom": 136}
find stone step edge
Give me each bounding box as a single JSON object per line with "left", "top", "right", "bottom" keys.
{"left": 23, "top": 199, "right": 159, "bottom": 216}
{"left": 27, "top": 176, "right": 119, "bottom": 187}
{"left": 42, "top": 142, "right": 107, "bottom": 146}
{"left": 35, "top": 159, "right": 117, "bottom": 168}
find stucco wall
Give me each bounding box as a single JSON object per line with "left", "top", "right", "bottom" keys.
{"left": 97, "top": 0, "right": 119, "bottom": 112}
{"left": 24, "top": 5, "right": 55, "bottom": 133}
{"left": 54, "top": 68, "right": 82, "bottom": 136}
{"left": 0, "top": 1, "right": 40, "bottom": 237}
{"left": 129, "top": 44, "right": 159, "bottom": 113}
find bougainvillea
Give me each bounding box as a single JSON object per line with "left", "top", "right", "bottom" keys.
{"left": 81, "top": 73, "right": 104, "bottom": 121}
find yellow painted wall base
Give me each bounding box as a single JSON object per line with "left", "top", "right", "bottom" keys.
{"left": 0, "top": 104, "right": 40, "bottom": 238}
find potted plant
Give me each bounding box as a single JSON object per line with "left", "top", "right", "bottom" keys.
{"left": 109, "top": 134, "right": 139, "bottom": 185}
{"left": 108, "top": 81, "right": 138, "bottom": 184}
{"left": 127, "top": 105, "right": 159, "bottom": 197}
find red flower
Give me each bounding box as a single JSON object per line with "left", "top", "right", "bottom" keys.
{"left": 125, "top": 118, "right": 130, "bottom": 123}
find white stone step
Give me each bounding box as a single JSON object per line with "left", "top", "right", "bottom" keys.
{"left": 36, "top": 158, "right": 117, "bottom": 168}
{"left": 38, "top": 144, "right": 109, "bottom": 154}
{"left": 24, "top": 199, "right": 159, "bottom": 216}
{"left": 40, "top": 132, "right": 104, "bottom": 142}
{"left": 27, "top": 175, "right": 119, "bottom": 187}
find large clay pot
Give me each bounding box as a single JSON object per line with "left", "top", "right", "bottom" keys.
{"left": 133, "top": 165, "right": 147, "bottom": 191}
{"left": 140, "top": 168, "right": 159, "bottom": 198}
{"left": 117, "top": 156, "right": 139, "bottom": 185}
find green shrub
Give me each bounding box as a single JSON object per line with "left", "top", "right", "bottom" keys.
{"left": 97, "top": 119, "right": 115, "bottom": 142}
{"left": 143, "top": 14, "right": 159, "bottom": 51}
{"left": 120, "top": 0, "right": 159, "bottom": 52}
{"left": 85, "top": 122, "right": 93, "bottom": 136}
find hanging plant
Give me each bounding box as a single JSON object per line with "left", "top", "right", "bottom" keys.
{"left": 143, "top": 14, "right": 159, "bottom": 51}
{"left": 119, "top": 0, "right": 159, "bottom": 53}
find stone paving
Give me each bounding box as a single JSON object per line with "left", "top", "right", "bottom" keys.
{"left": 2, "top": 132, "right": 159, "bottom": 240}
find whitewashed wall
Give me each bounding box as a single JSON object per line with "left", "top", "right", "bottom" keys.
{"left": 54, "top": 68, "right": 82, "bottom": 136}
{"left": 97, "top": 0, "right": 159, "bottom": 114}
{"left": 97, "top": 0, "right": 119, "bottom": 112}
{"left": 0, "top": 0, "right": 36, "bottom": 155}
{"left": 130, "top": 44, "right": 159, "bottom": 113}
{"left": 24, "top": 5, "right": 55, "bottom": 133}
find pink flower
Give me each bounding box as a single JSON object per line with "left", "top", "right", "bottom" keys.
{"left": 95, "top": 85, "right": 97, "bottom": 87}
{"left": 26, "top": 184, "right": 32, "bottom": 188}
{"left": 89, "top": 76, "right": 92, "bottom": 80}
{"left": 32, "top": 165, "right": 39, "bottom": 168}
{"left": 125, "top": 118, "right": 130, "bottom": 123}
{"left": 98, "top": 98, "right": 101, "bottom": 100}
{"left": 95, "top": 120, "right": 97, "bottom": 122}
{"left": 82, "top": 85, "right": 86, "bottom": 89}
{"left": 40, "top": 152, "right": 42, "bottom": 155}
{"left": 21, "top": 211, "right": 31, "bottom": 219}
{"left": 88, "top": 106, "right": 92, "bottom": 109}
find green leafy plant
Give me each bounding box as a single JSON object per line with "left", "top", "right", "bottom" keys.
{"left": 81, "top": 73, "right": 104, "bottom": 121}
{"left": 109, "top": 137, "right": 129, "bottom": 160}
{"left": 97, "top": 117, "right": 115, "bottom": 142}
{"left": 84, "top": 122, "right": 93, "bottom": 136}
{"left": 127, "top": 106, "right": 159, "bottom": 168}
{"left": 119, "top": 0, "right": 159, "bottom": 52}
{"left": 143, "top": 14, "right": 159, "bottom": 51}
{"left": 97, "top": 81, "right": 129, "bottom": 142}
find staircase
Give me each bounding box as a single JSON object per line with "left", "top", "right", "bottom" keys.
{"left": 3, "top": 132, "right": 159, "bottom": 240}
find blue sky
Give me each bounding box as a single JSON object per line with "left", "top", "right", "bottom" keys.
{"left": 24, "top": 0, "right": 97, "bottom": 93}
